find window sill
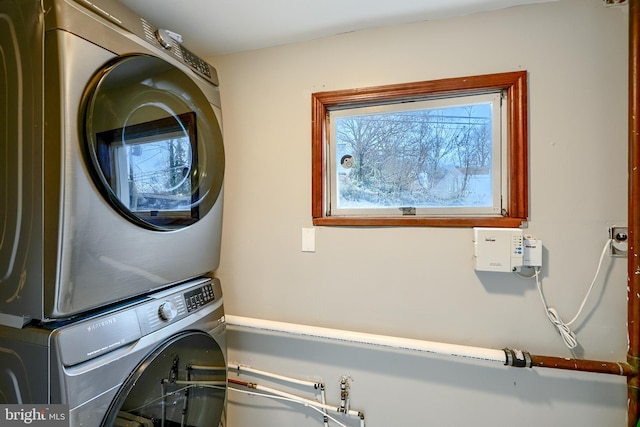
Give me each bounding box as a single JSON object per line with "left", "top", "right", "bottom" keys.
{"left": 312, "top": 216, "right": 526, "bottom": 227}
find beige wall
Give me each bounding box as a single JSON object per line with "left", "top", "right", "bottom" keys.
{"left": 211, "top": 0, "right": 630, "bottom": 425}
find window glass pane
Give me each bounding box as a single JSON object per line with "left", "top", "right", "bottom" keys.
{"left": 95, "top": 112, "right": 201, "bottom": 227}
{"left": 114, "top": 135, "right": 193, "bottom": 213}
{"left": 329, "top": 93, "right": 502, "bottom": 217}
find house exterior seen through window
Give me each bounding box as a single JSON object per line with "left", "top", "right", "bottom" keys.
{"left": 311, "top": 71, "right": 528, "bottom": 227}
{"left": 330, "top": 93, "right": 503, "bottom": 217}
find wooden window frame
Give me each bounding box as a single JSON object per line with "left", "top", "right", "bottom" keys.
{"left": 311, "top": 71, "right": 528, "bottom": 227}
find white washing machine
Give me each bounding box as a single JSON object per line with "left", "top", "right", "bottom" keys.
{"left": 0, "top": 277, "right": 227, "bottom": 427}
{"left": 0, "top": 0, "right": 225, "bottom": 326}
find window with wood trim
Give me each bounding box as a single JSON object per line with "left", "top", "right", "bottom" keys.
{"left": 311, "top": 71, "right": 528, "bottom": 227}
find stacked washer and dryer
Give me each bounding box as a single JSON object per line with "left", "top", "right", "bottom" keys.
{"left": 0, "top": 0, "right": 227, "bottom": 425}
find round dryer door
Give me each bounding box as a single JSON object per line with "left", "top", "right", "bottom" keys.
{"left": 102, "top": 331, "right": 226, "bottom": 427}
{"left": 82, "top": 55, "right": 224, "bottom": 230}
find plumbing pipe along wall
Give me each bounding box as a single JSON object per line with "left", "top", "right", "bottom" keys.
{"left": 225, "top": 315, "right": 507, "bottom": 364}
{"left": 226, "top": 315, "right": 635, "bottom": 375}
{"left": 628, "top": 1, "right": 640, "bottom": 425}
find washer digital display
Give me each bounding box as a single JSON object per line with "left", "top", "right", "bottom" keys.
{"left": 184, "top": 283, "right": 215, "bottom": 312}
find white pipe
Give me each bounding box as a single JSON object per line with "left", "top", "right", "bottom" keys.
{"left": 228, "top": 363, "right": 322, "bottom": 389}
{"left": 225, "top": 315, "right": 506, "bottom": 364}
{"left": 172, "top": 380, "right": 227, "bottom": 387}
{"left": 228, "top": 386, "right": 354, "bottom": 427}
{"left": 320, "top": 385, "right": 330, "bottom": 427}
{"left": 189, "top": 365, "right": 226, "bottom": 371}
{"left": 244, "top": 382, "right": 362, "bottom": 418}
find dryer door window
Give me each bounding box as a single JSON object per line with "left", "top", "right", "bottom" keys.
{"left": 83, "top": 55, "right": 224, "bottom": 230}
{"left": 102, "top": 331, "right": 226, "bottom": 427}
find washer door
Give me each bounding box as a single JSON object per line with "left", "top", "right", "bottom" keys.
{"left": 102, "top": 331, "right": 226, "bottom": 427}
{"left": 82, "top": 55, "right": 224, "bottom": 231}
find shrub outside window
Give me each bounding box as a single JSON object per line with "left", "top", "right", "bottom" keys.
{"left": 311, "top": 71, "right": 528, "bottom": 227}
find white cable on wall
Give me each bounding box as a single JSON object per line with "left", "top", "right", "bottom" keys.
{"left": 528, "top": 238, "right": 612, "bottom": 349}
{"left": 225, "top": 315, "right": 507, "bottom": 364}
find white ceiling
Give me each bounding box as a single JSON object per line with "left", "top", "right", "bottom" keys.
{"left": 119, "top": 0, "right": 556, "bottom": 56}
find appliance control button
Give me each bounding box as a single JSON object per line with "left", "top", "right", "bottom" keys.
{"left": 155, "top": 28, "right": 173, "bottom": 49}
{"left": 158, "top": 301, "right": 178, "bottom": 321}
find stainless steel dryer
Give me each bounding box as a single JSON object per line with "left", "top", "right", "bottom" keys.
{"left": 0, "top": 276, "right": 227, "bottom": 427}
{"left": 0, "top": 0, "right": 225, "bottom": 326}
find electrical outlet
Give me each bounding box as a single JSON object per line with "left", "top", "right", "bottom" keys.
{"left": 609, "top": 226, "right": 628, "bottom": 257}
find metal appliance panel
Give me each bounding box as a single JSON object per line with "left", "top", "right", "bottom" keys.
{"left": 0, "top": 0, "right": 45, "bottom": 328}
{"left": 0, "top": 0, "right": 225, "bottom": 324}
{"left": 0, "top": 278, "right": 226, "bottom": 426}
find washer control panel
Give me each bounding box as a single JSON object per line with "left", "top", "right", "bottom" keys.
{"left": 55, "top": 277, "right": 223, "bottom": 366}
{"left": 136, "top": 278, "right": 223, "bottom": 335}
{"left": 184, "top": 282, "right": 216, "bottom": 313}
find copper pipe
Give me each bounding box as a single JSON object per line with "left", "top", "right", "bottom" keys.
{"left": 529, "top": 354, "right": 633, "bottom": 377}
{"left": 229, "top": 378, "right": 262, "bottom": 393}
{"left": 629, "top": 1, "right": 640, "bottom": 426}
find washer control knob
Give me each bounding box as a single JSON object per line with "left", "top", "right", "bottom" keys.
{"left": 158, "top": 301, "right": 178, "bottom": 321}
{"left": 155, "top": 28, "right": 174, "bottom": 49}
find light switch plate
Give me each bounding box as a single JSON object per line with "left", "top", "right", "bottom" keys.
{"left": 302, "top": 228, "right": 316, "bottom": 252}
